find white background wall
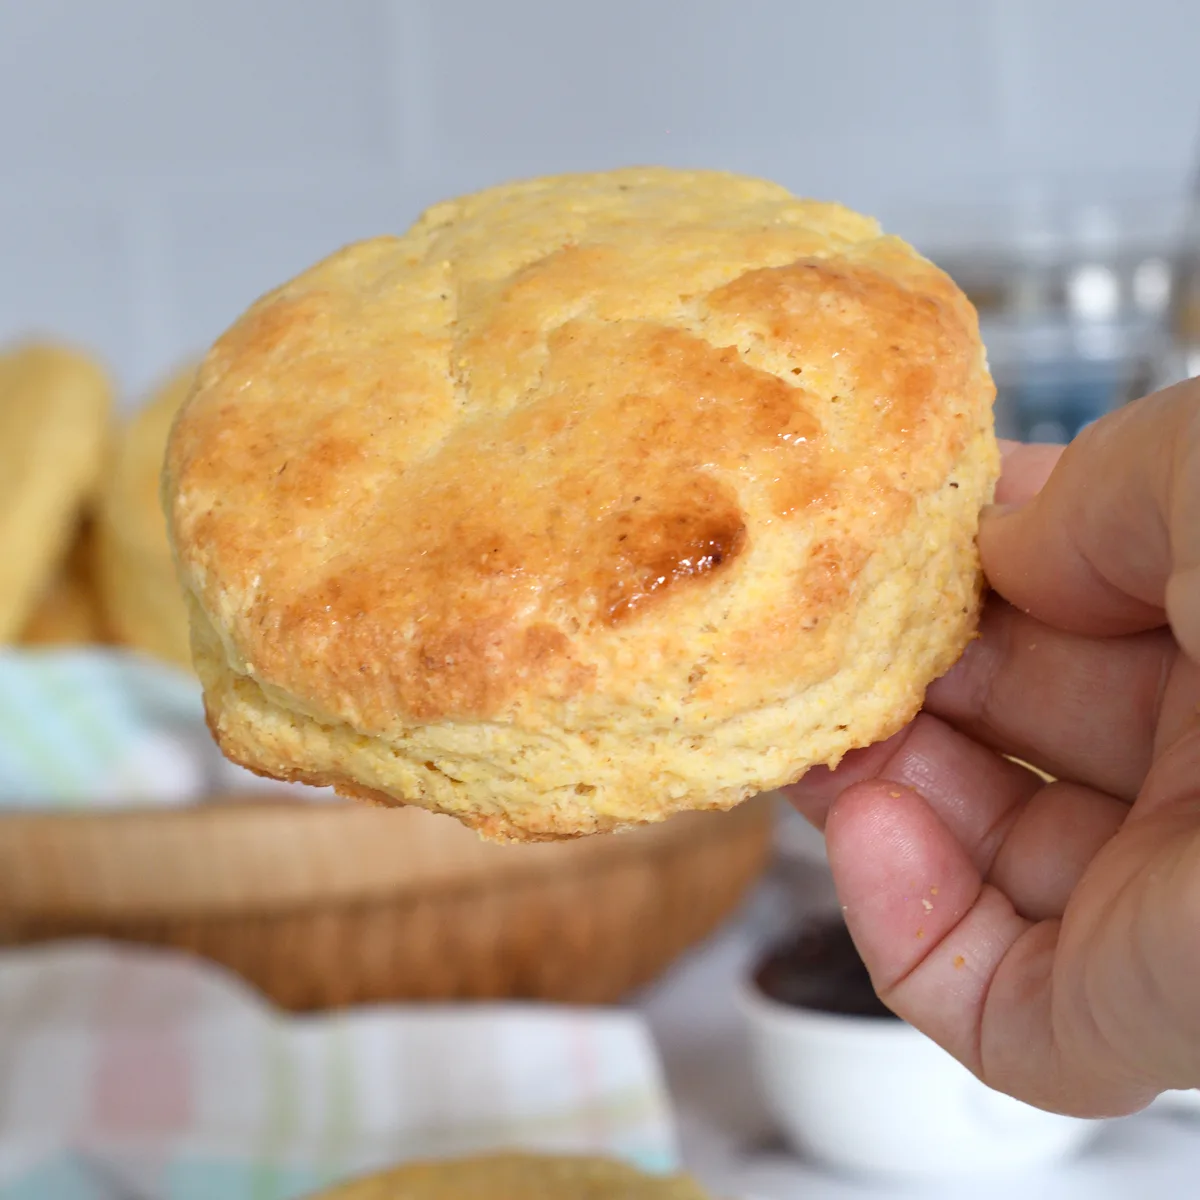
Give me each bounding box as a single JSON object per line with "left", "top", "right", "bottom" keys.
{"left": 1, "top": 0, "right": 1198, "bottom": 403}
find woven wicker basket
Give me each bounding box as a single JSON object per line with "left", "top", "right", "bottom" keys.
{"left": 0, "top": 797, "right": 773, "bottom": 1010}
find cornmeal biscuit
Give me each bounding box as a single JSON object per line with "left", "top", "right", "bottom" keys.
{"left": 166, "top": 168, "right": 998, "bottom": 841}
{"left": 307, "top": 1154, "right": 710, "bottom": 1199}
{"left": 96, "top": 363, "right": 197, "bottom": 669}
{"left": 19, "top": 523, "right": 105, "bottom": 646}
{"left": 0, "top": 342, "right": 112, "bottom": 643}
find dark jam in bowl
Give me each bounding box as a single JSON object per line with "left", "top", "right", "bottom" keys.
{"left": 753, "top": 916, "right": 899, "bottom": 1020}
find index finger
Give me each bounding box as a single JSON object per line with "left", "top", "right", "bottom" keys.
{"left": 981, "top": 383, "right": 1200, "bottom": 653}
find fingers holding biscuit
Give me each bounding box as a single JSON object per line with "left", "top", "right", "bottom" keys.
{"left": 925, "top": 602, "right": 1173, "bottom": 802}
{"left": 825, "top": 780, "right": 1155, "bottom": 1116}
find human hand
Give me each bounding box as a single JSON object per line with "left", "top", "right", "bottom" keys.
{"left": 784, "top": 381, "right": 1200, "bottom": 1117}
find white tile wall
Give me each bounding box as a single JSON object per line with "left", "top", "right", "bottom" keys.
{"left": 420, "top": 0, "right": 995, "bottom": 191}
{"left": 0, "top": 199, "right": 136, "bottom": 373}
{"left": 988, "top": 0, "right": 1200, "bottom": 177}
{"left": 0, "top": 0, "right": 392, "bottom": 171}
{"left": 161, "top": 172, "right": 418, "bottom": 357}
{"left": 0, "top": 0, "right": 1197, "bottom": 403}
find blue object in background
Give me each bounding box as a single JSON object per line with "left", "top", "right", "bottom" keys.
{"left": 996, "top": 358, "right": 1137, "bottom": 444}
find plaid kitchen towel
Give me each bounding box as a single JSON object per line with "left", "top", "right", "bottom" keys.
{"left": 0, "top": 943, "right": 680, "bottom": 1199}
{"left": 0, "top": 649, "right": 316, "bottom": 809}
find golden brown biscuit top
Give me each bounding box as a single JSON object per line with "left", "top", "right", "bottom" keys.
{"left": 167, "top": 168, "right": 988, "bottom": 733}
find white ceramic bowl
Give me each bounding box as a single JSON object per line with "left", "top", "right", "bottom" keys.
{"left": 738, "top": 977, "right": 1099, "bottom": 1179}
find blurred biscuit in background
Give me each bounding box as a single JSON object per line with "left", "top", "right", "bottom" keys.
{"left": 0, "top": 342, "right": 113, "bottom": 643}
{"left": 95, "top": 363, "right": 197, "bottom": 671}
{"left": 18, "top": 522, "right": 107, "bottom": 646}
{"left": 310, "top": 1154, "right": 710, "bottom": 1199}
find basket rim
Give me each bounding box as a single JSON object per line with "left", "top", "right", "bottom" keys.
{"left": 0, "top": 795, "right": 776, "bottom": 920}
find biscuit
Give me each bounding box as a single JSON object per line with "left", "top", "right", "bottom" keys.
{"left": 96, "top": 363, "right": 196, "bottom": 669}
{"left": 166, "top": 168, "right": 998, "bottom": 841}
{"left": 0, "top": 342, "right": 112, "bottom": 643}
{"left": 308, "top": 1153, "right": 710, "bottom": 1199}
{"left": 18, "top": 523, "right": 105, "bottom": 646}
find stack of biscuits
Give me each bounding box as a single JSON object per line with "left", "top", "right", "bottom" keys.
{"left": 1, "top": 342, "right": 112, "bottom": 646}
{"left": 1, "top": 341, "right": 195, "bottom": 670}
{"left": 93, "top": 362, "right": 197, "bottom": 669}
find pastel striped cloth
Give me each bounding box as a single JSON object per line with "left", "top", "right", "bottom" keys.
{"left": 0, "top": 943, "right": 680, "bottom": 1200}
{"left": 0, "top": 649, "right": 313, "bottom": 809}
